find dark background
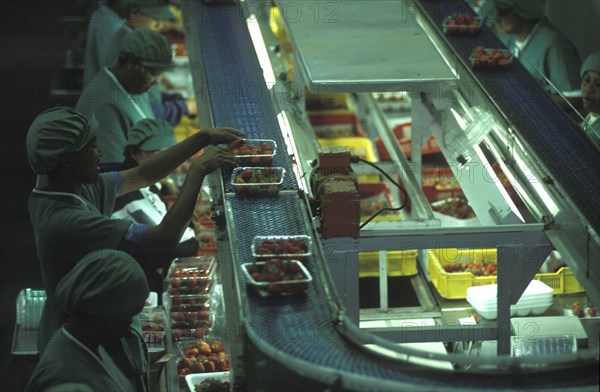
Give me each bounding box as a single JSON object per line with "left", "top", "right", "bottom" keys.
{"left": 0, "top": 1, "right": 90, "bottom": 389}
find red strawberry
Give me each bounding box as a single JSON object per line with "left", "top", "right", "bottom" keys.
{"left": 229, "top": 139, "right": 245, "bottom": 150}
{"left": 203, "top": 359, "right": 216, "bottom": 373}
{"left": 288, "top": 262, "right": 301, "bottom": 274}
{"left": 241, "top": 170, "right": 252, "bottom": 181}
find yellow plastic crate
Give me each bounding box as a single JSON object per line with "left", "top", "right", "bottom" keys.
{"left": 428, "top": 248, "right": 584, "bottom": 299}
{"left": 359, "top": 250, "right": 417, "bottom": 277}
{"left": 360, "top": 215, "right": 402, "bottom": 223}
{"left": 538, "top": 267, "right": 584, "bottom": 295}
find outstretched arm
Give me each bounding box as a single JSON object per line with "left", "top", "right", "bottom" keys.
{"left": 117, "top": 127, "right": 244, "bottom": 196}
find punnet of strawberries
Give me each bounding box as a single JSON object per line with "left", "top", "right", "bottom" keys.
{"left": 470, "top": 47, "right": 513, "bottom": 68}
{"left": 245, "top": 258, "right": 309, "bottom": 294}
{"left": 229, "top": 139, "right": 275, "bottom": 166}
{"left": 443, "top": 13, "right": 481, "bottom": 34}
{"left": 232, "top": 167, "right": 282, "bottom": 196}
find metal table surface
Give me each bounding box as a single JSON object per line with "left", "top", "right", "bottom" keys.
{"left": 279, "top": 0, "right": 457, "bottom": 92}
{"left": 185, "top": 0, "right": 599, "bottom": 389}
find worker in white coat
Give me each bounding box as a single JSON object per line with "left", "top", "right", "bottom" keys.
{"left": 580, "top": 52, "right": 600, "bottom": 145}
{"left": 76, "top": 28, "right": 172, "bottom": 170}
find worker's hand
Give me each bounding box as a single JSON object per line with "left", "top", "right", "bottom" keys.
{"left": 186, "top": 98, "right": 198, "bottom": 117}
{"left": 201, "top": 127, "right": 245, "bottom": 145}
{"left": 189, "top": 146, "right": 238, "bottom": 175}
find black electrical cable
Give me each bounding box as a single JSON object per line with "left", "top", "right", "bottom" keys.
{"left": 352, "top": 156, "right": 410, "bottom": 229}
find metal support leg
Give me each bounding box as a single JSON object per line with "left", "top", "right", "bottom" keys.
{"left": 496, "top": 240, "right": 552, "bottom": 355}
{"left": 378, "top": 251, "right": 388, "bottom": 312}
{"left": 322, "top": 238, "right": 360, "bottom": 324}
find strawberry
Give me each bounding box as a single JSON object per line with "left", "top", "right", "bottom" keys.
{"left": 216, "top": 358, "right": 230, "bottom": 371}
{"left": 288, "top": 262, "right": 301, "bottom": 274}
{"left": 240, "top": 170, "right": 252, "bottom": 181}
{"left": 190, "top": 359, "right": 205, "bottom": 373}
{"left": 204, "top": 359, "right": 217, "bottom": 373}
{"left": 209, "top": 339, "right": 225, "bottom": 353}
{"left": 229, "top": 139, "right": 245, "bottom": 150}
{"left": 197, "top": 340, "right": 211, "bottom": 356}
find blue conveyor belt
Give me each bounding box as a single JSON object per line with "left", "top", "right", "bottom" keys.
{"left": 191, "top": 0, "right": 598, "bottom": 389}
{"left": 418, "top": 0, "right": 600, "bottom": 236}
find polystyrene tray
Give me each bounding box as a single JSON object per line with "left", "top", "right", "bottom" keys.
{"left": 466, "top": 280, "right": 553, "bottom": 303}
{"left": 185, "top": 372, "right": 230, "bottom": 392}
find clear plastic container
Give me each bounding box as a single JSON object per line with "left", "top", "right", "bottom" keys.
{"left": 169, "top": 293, "right": 212, "bottom": 307}
{"left": 169, "top": 303, "right": 212, "bottom": 329}
{"left": 139, "top": 307, "right": 164, "bottom": 324}
{"left": 168, "top": 256, "right": 216, "bottom": 277}
{"left": 442, "top": 14, "right": 482, "bottom": 34}
{"left": 142, "top": 330, "right": 165, "bottom": 346}
{"left": 177, "top": 356, "right": 230, "bottom": 378}
{"left": 144, "top": 292, "right": 158, "bottom": 308}
{"left": 168, "top": 283, "right": 214, "bottom": 296}
{"left": 171, "top": 328, "right": 211, "bottom": 341}
{"left": 511, "top": 335, "right": 576, "bottom": 357}
{"left": 16, "top": 289, "right": 47, "bottom": 329}
{"left": 229, "top": 139, "right": 277, "bottom": 166}
{"left": 241, "top": 260, "right": 312, "bottom": 296}
{"left": 176, "top": 337, "right": 227, "bottom": 358}
{"left": 167, "top": 256, "right": 216, "bottom": 295}
{"left": 231, "top": 167, "right": 285, "bottom": 196}
{"left": 469, "top": 48, "right": 514, "bottom": 69}
{"left": 251, "top": 235, "right": 312, "bottom": 261}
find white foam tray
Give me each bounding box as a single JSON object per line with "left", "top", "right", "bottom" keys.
{"left": 185, "top": 372, "right": 230, "bottom": 392}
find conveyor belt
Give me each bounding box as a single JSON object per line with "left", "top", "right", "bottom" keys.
{"left": 418, "top": 0, "right": 600, "bottom": 236}
{"left": 189, "top": 1, "right": 296, "bottom": 193}
{"left": 191, "top": 0, "right": 598, "bottom": 389}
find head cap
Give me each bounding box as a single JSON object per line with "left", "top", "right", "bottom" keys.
{"left": 119, "top": 27, "right": 174, "bottom": 69}
{"left": 581, "top": 52, "right": 600, "bottom": 79}
{"left": 126, "top": 118, "right": 177, "bottom": 151}
{"left": 26, "top": 107, "right": 98, "bottom": 175}
{"left": 55, "top": 249, "right": 149, "bottom": 319}
{"left": 493, "top": 0, "right": 546, "bottom": 21}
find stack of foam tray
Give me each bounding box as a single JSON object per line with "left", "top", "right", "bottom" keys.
{"left": 466, "top": 280, "right": 554, "bottom": 320}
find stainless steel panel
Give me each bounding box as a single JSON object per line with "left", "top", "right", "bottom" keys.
{"left": 280, "top": 0, "right": 456, "bottom": 92}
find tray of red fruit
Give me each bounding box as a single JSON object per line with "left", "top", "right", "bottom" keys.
{"left": 442, "top": 13, "right": 482, "bottom": 34}
{"left": 241, "top": 259, "right": 312, "bottom": 296}
{"left": 251, "top": 235, "right": 312, "bottom": 262}
{"left": 470, "top": 47, "right": 513, "bottom": 69}
{"left": 229, "top": 139, "right": 276, "bottom": 166}
{"left": 176, "top": 337, "right": 230, "bottom": 382}
{"left": 231, "top": 167, "right": 284, "bottom": 196}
